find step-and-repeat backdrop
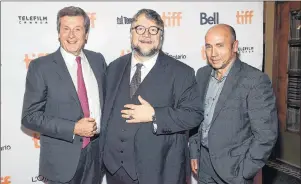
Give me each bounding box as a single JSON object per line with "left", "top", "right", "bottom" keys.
{"left": 1, "top": 2, "right": 263, "bottom": 184}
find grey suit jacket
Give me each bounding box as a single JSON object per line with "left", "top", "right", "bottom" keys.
{"left": 100, "top": 51, "right": 204, "bottom": 184}
{"left": 189, "top": 59, "right": 278, "bottom": 183}
{"left": 21, "top": 48, "right": 107, "bottom": 183}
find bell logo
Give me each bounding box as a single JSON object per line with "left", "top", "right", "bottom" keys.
{"left": 161, "top": 12, "right": 182, "bottom": 27}
{"left": 236, "top": 10, "right": 253, "bottom": 24}
{"left": 120, "top": 49, "right": 131, "bottom": 56}
{"left": 32, "top": 133, "right": 40, "bottom": 148}
{"left": 200, "top": 12, "right": 219, "bottom": 25}
{"left": 87, "top": 12, "right": 96, "bottom": 28}
{"left": 24, "top": 53, "right": 48, "bottom": 69}
{"left": 1, "top": 176, "right": 11, "bottom": 184}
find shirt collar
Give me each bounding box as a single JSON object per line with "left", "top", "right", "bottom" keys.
{"left": 131, "top": 52, "right": 159, "bottom": 70}
{"left": 60, "top": 47, "right": 85, "bottom": 66}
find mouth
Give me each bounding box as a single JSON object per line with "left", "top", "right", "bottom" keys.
{"left": 139, "top": 40, "right": 152, "bottom": 44}
{"left": 211, "top": 59, "right": 220, "bottom": 64}
{"left": 67, "top": 40, "right": 77, "bottom": 44}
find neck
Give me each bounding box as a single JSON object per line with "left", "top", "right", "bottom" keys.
{"left": 133, "top": 51, "right": 157, "bottom": 63}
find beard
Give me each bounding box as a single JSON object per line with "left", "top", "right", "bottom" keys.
{"left": 131, "top": 41, "right": 160, "bottom": 57}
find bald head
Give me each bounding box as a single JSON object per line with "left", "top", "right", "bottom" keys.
{"left": 204, "top": 24, "right": 239, "bottom": 75}
{"left": 206, "top": 24, "right": 236, "bottom": 43}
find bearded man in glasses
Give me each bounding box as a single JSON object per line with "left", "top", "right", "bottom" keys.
{"left": 100, "top": 8, "right": 203, "bottom": 184}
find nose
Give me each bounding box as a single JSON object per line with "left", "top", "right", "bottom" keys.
{"left": 68, "top": 30, "right": 75, "bottom": 38}
{"left": 211, "top": 47, "right": 218, "bottom": 57}
{"left": 142, "top": 28, "right": 151, "bottom": 37}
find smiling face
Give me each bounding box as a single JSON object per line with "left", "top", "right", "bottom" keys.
{"left": 58, "top": 16, "right": 88, "bottom": 56}
{"left": 205, "top": 25, "right": 238, "bottom": 72}
{"left": 130, "top": 14, "right": 163, "bottom": 58}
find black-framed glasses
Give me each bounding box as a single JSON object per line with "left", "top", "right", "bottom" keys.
{"left": 131, "top": 25, "right": 162, "bottom": 35}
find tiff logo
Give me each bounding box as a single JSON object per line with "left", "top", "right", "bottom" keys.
{"left": 200, "top": 12, "right": 219, "bottom": 25}
{"left": 236, "top": 10, "right": 254, "bottom": 24}
{"left": 120, "top": 49, "right": 131, "bottom": 56}
{"left": 32, "top": 133, "right": 40, "bottom": 148}
{"left": 201, "top": 46, "right": 206, "bottom": 60}
{"left": 161, "top": 12, "right": 182, "bottom": 27}
{"left": 24, "top": 53, "right": 48, "bottom": 69}
{"left": 1, "top": 176, "right": 11, "bottom": 184}
{"left": 87, "top": 13, "right": 96, "bottom": 28}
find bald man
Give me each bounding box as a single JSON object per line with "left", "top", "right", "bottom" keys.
{"left": 189, "top": 24, "right": 278, "bottom": 184}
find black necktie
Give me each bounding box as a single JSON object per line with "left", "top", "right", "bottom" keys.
{"left": 130, "top": 63, "right": 143, "bottom": 98}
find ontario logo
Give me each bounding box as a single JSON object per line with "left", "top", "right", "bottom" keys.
{"left": 165, "top": 52, "right": 187, "bottom": 60}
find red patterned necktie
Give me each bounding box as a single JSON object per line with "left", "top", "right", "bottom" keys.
{"left": 75, "top": 56, "right": 90, "bottom": 148}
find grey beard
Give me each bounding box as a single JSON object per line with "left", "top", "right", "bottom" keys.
{"left": 131, "top": 44, "right": 159, "bottom": 57}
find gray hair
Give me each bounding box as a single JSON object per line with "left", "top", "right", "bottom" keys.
{"left": 131, "top": 9, "right": 164, "bottom": 37}
{"left": 57, "top": 6, "right": 90, "bottom": 34}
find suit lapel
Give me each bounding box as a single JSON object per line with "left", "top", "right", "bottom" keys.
{"left": 133, "top": 51, "right": 167, "bottom": 101}
{"left": 52, "top": 48, "right": 81, "bottom": 108}
{"left": 83, "top": 49, "right": 104, "bottom": 109}
{"left": 103, "top": 54, "right": 131, "bottom": 126}
{"left": 211, "top": 59, "right": 242, "bottom": 124}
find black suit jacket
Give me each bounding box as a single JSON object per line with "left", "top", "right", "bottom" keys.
{"left": 100, "top": 51, "right": 204, "bottom": 184}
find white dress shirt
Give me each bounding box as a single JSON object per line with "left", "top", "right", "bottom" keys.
{"left": 130, "top": 52, "right": 158, "bottom": 83}
{"left": 60, "top": 47, "right": 101, "bottom": 134}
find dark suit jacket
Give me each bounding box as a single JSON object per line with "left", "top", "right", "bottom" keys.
{"left": 100, "top": 51, "right": 204, "bottom": 184}
{"left": 189, "top": 59, "right": 278, "bottom": 183}
{"left": 21, "top": 48, "right": 106, "bottom": 183}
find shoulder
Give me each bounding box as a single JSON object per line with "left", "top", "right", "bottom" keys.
{"left": 237, "top": 60, "right": 272, "bottom": 91}
{"left": 27, "top": 52, "right": 56, "bottom": 71}
{"left": 161, "top": 52, "right": 195, "bottom": 74}
{"left": 83, "top": 49, "right": 106, "bottom": 62}
{"left": 107, "top": 53, "right": 131, "bottom": 70}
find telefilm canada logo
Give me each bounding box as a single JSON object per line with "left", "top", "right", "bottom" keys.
{"left": 238, "top": 46, "right": 254, "bottom": 54}
{"left": 18, "top": 16, "right": 48, "bottom": 24}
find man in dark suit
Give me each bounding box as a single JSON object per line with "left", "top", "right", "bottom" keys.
{"left": 100, "top": 9, "right": 203, "bottom": 184}
{"left": 21, "top": 6, "right": 106, "bottom": 184}
{"left": 189, "top": 24, "right": 278, "bottom": 184}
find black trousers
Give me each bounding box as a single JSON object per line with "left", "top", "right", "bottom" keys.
{"left": 47, "top": 138, "right": 100, "bottom": 184}
{"left": 106, "top": 167, "right": 139, "bottom": 184}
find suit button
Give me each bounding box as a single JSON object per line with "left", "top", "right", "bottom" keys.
{"left": 122, "top": 129, "right": 126, "bottom": 132}
{"left": 80, "top": 138, "right": 83, "bottom": 142}
{"left": 120, "top": 150, "right": 124, "bottom": 153}
{"left": 121, "top": 139, "right": 125, "bottom": 142}
{"left": 121, "top": 161, "right": 123, "bottom": 164}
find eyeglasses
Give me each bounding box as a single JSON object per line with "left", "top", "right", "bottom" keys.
{"left": 131, "top": 25, "right": 162, "bottom": 35}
